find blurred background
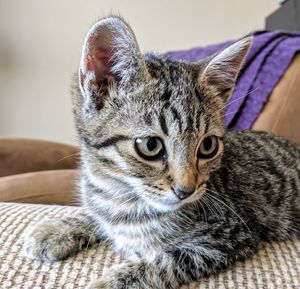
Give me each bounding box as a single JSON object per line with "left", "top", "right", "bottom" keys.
{"left": 0, "top": 0, "right": 278, "bottom": 144}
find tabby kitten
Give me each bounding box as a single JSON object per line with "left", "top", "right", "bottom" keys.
{"left": 23, "top": 16, "right": 300, "bottom": 289}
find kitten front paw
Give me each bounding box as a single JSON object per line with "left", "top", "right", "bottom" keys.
{"left": 88, "top": 279, "right": 139, "bottom": 289}
{"left": 23, "top": 219, "right": 96, "bottom": 262}
{"left": 87, "top": 279, "right": 110, "bottom": 289}
{"left": 88, "top": 263, "right": 146, "bottom": 289}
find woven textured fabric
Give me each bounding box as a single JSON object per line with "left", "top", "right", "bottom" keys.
{"left": 0, "top": 203, "right": 299, "bottom": 289}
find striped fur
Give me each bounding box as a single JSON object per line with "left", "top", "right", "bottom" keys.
{"left": 23, "top": 16, "right": 300, "bottom": 289}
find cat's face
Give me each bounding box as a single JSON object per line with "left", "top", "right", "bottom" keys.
{"left": 73, "top": 16, "right": 251, "bottom": 212}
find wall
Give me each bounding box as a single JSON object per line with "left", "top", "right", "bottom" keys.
{"left": 0, "top": 0, "right": 278, "bottom": 144}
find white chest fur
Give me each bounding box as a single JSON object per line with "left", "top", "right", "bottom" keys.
{"left": 100, "top": 218, "right": 164, "bottom": 262}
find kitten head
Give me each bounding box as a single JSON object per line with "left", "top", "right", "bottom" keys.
{"left": 73, "top": 16, "right": 251, "bottom": 212}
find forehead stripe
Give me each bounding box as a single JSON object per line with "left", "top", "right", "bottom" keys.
{"left": 195, "top": 109, "right": 202, "bottom": 130}
{"left": 159, "top": 111, "right": 169, "bottom": 136}
{"left": 160, "top": 89, "right": 172, "bottom": 101}
{"left": 170, "top": 107, "right": 182, "bottom": 133}
{"left": 82, "top": 135, "right": 130, "bottom": 149}
{"left": 204, "top": 115, "right": 210, "bottom": 134}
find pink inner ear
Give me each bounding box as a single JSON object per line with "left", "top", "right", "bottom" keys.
{"left": 80, "top": 17, "right": 143, "bottom": 98}
{"left": 81, "top": 25, "right": 118, "bottom": 90}
{"left": 86, "top": 46, "right": 114, "bottom": 82}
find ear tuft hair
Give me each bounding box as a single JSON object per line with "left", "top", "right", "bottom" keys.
{"left": 79, "top": 16, "right": 146, "bottom": 108}
{"left": 199, "top": 37, "right": 252, "bottom": 101}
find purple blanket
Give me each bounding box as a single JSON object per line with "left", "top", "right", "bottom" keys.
{"left": 166, "top": 31, "right": 300, "bottom": 130}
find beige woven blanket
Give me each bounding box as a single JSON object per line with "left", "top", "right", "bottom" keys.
{"left": 0, "top": 202, "right": 299, "bottom": 289}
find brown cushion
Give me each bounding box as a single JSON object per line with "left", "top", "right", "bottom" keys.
{"left": 0, "top": 170, "right": 77, "bottom": 205}
{"left": 0, "top": 202, "right": 299, "bottom": 288}
{"left": 252, "top": 53, "right": 300, "bottom": 145}
{"left": 0, "top": 138, "right": 79, "bottom": 177}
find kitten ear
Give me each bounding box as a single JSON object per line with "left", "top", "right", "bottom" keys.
{"left": 199, "top": 37, "right": 252, "bottom": 101}
{"left": 79, "top": 16, "right": 146, "bottom": 108}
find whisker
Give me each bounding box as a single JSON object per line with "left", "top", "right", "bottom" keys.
{"left": 204, "top": 188, "right": 228, "bottom": 203}
{"left": 197, "top": 200, "right": 208, "bottom": 224}
{"left": 203, "top": 84, "right": 262, "bottom": 129}
{"left": 202, "top": 195, "right": 222, "bottom": 222}
{"left": 63, "top": 212, "right": 92, "bottom": 235}
{"left": 223, "top": 110, "right": 239, "bottom": 118}
{"left": 119, "top": 196, "right": 136, "bottom": 206}
{"left": 205, "top": 189, "right": 251, "bottom": 232}
{"left": 204, "top": 194, "right": 226, "bottom": 221}
{"left": 56, "top": 152, "right": 80, "bottom": 163}
{"left": 85, "top": 225, "right": 98, "bottom": 253}
{"left": 217, "top": 84, "right": 262, "bottom": 115}
{"left": 109, "top": 190, "right": 133, "bottom": 200}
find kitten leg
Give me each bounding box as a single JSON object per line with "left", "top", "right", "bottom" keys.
{"left": 23, "top": 212, "right": 99, "bottom": 262}
{"left": 88, "top": 261, "right": 174, "bottom": 289}
{"left": 87, "top": 243, "right": 256, "bottom": 289}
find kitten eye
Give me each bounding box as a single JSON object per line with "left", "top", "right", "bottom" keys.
{"left": 198, "top": 136, "right": 219, "bottom": 159}
{"left": 135, "top": 137, "right": 164, "bottom": 160}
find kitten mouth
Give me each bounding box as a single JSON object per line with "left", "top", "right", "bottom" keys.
{"left": 150, "top": 192, "right": 202, "bottom": 212}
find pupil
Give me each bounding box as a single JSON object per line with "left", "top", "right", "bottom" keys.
{"left": 203, "top": 137, "right": 212, "bottom": 151}
{"left": 147, "top": 138, "right": 157, "bottom": 151}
